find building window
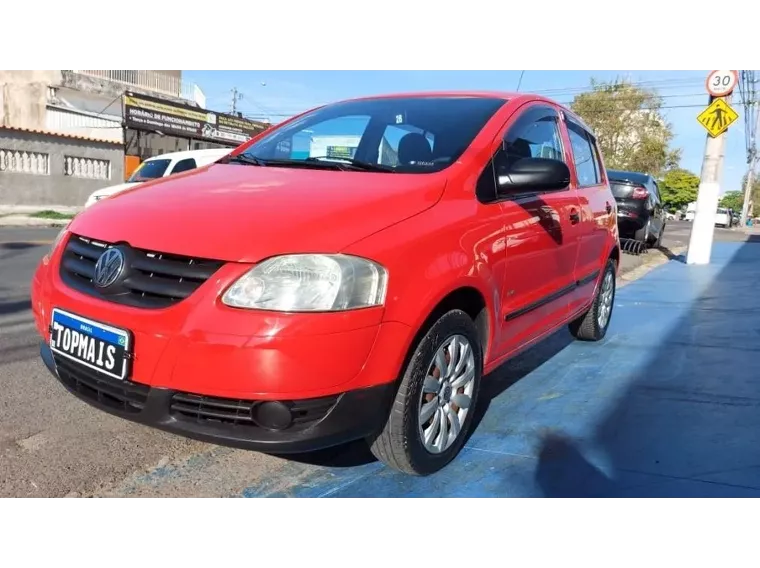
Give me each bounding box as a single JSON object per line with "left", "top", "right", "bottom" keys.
{"left": 0, "top": 149, "right": 50, "bottom": 175}
{"left": 64, "top": 156, "right": 111, "bottom": 180}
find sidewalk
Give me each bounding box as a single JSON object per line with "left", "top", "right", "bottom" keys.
{"left": 234, "top": 240, "right": 759, "bottom": 497}
{"left": 0, "top": 205, "right": 80, "bottom": 227}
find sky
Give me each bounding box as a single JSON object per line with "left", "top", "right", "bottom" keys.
{"left": 183, "top": 70, "right": 751, "bottom": 194}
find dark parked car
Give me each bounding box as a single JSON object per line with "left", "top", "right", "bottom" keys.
{"left": 607, "top": 169, "right": 666, "bottom": 247}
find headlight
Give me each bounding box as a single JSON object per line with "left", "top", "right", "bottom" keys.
{"left": 42, "top": 225, "right": 70, "bottom": 265}
{"left": 221, "top": 254, "right": 388, "bottom": 312}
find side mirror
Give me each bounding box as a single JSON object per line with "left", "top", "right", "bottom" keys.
{"left": 497, "top": 157, "right": 571, "bottom": 195}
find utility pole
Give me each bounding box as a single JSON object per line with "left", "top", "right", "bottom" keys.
{"left": 740, "top": 81, "right": 759, "bottom": 227}
{"left": 687, "top": 71, "right": 740, "bottom": 265}
{"left": 740, "top": 133, "right": 757, "bottom": 227}
{"left": 230, "top": 87, "right": 243, "bottom": 115}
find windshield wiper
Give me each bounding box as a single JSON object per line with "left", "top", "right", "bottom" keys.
{"left": 259, "top": 158, "right": 351, "bottom": 171}
{"left": 221, "top": 153, "right": 396, "bottom": 173}
{"left": 305, "top": 157, "right": 397, "bottom": 173}
{"left": 220, "top": 154, "right": 267, "bottom": 166}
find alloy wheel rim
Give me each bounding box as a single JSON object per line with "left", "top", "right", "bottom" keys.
{"left": 417, "top": 334, "right": 476, "bottom": 454}
{"left": 597, "top": 271, "right": 614, "bottom": 329}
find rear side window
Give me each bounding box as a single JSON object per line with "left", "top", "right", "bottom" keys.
{"left": 170, "top": 158, "right": 197, "bottom": 174}
{"left": 567, "top": 122, "right": 599, "bottom": 187}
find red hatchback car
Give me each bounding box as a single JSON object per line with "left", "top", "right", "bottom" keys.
{"left": 32, "top": 92, "right": 619, "bottom": 475}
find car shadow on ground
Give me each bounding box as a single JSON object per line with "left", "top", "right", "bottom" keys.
{"left": 270, "top": 233, "right": 760, "bottom": 482}
{"left": 0, "top": 298, "right": 32, "bottom": 316}
{"left": 281, "top": 316, "right": 577, "bottom": 469}
{"left": 0, "top": 242, "right": 40, "bottom": 251}
{"left": 0, "top": 241, "right": 47, "bottom": 262}
{"left": 656, "top": 245, "right": 685, "bottom": 261}
{"left": 534, "top": 235, "right": 760, "bottom": 497}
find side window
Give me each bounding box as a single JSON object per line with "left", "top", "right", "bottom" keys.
{"left": 477, "top": 106, "right": 565, "bottom": 202}
{"left": 170, "top": 158, "right": 197, "bottom": 174}
{"left": 652, "top": 181, "right": 662, "bottom": 204}
{"left": 494, "top": 114, "right": 565, "bottom": 182}
{"left": 567, "top": 122, "right": 599, "bottom": 187}
{"left": 589, "top": 136, "right": 604, "bottom": 184}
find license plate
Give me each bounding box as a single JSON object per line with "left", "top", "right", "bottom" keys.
{"left": 50, "top": 308, "right": 131, "bottom": 381}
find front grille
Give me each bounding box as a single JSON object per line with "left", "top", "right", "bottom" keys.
{"left": 59, "top": 234, "right": 224, "bottom": 309}
{"left": 53, "top": 354, "right": 149, "bottom": 414}
{"left": 170, "top": 392, "right": 340, "bottom": 431}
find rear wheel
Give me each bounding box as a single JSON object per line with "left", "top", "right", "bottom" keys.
{"left": 368, "top": 309, "right": 483, "bottom": 475}
{"left": 568, "top": 258, "right": 616, "bottom": 342}
{"left": 635, "top": 219, "right": 652, "bottom": 247}
{"left": 653, "top": 222, "right": 665, "bottom": 248}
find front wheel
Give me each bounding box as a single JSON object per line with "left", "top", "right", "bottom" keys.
{"left": 568, "top": 258, "right": 616, "bottom": 342}
{"left": 368, "top": 309, "right": 483, "bottom": 475}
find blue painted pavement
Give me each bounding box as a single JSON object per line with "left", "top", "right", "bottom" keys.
{"left": 233, "top": 241, "right": 760, "bottom": 497}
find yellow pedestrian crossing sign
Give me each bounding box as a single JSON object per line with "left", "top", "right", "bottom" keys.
{"left": 697, "top": 98, "right": 739, "bottom": 137}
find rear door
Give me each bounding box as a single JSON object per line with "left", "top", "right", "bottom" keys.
{"left": 562, "top": 116, "right": 610, "bottom": 314}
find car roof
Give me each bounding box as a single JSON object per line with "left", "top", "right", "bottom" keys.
{"left": 145, "top": 148, "right": 231, "bottom": 162}
{"left": 342, "top": 90, "right": 514, "bottom": 101}
{"left": 607, "top": 169, "right": 653, "bottom": 185}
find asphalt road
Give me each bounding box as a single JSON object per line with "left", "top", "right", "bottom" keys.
{"left": 0, "top": 221, "right": 743, "bottom": 497}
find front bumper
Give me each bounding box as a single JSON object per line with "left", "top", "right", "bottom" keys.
{"left": 40, "top": 342, "right": 395, "bottom": 453}
{"left": 31, "top": 234, "right": 414, "bottom": 400}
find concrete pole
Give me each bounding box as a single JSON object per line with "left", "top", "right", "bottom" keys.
{"left": 686, "top": 93, "right": 732, "bottom": 265}
{"left": 739, "top": 107, "right": 759, "bottom": 227}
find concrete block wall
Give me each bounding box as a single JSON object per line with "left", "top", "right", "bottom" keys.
{"left": 0, "top": 128, "right": 124, "bottom": 206}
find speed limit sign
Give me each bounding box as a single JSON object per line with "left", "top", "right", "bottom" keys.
{"left": 706, "top": 70, "right": 739, "bottom": 97}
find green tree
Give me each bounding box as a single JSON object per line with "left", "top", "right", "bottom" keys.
{"left": 719, "top": 191, "right": 744, "bottom": 211}
{"left": 658, "top": 168, "right": 700, "bottom": 210}
{"left": 570, "top": 78, "right": 682, "bottom": 176}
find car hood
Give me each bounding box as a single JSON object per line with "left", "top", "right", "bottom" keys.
{"left": 89, "top": 182, "right": 141, "bottom": 200}
{"left": 67, "top": 163, "right": 446, "bottom": 263}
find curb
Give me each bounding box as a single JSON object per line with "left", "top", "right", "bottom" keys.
{"left": 618, "top": 245, "right": 687, "bottom": 288}
{"left": 0, "top": 216, "right": 71, "bottom": 227}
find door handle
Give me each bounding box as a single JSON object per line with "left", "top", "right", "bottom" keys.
{"left": 569, "top": 210, "right": 580, "bottom": 224}
{"left": 606, "top": 202, "right": 612, "bottom": 214}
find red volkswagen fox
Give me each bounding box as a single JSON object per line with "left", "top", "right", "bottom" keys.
{"left": 31, "top": 92, "right": 619, "bottom": 475}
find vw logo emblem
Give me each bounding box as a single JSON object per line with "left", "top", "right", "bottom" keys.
{"left": 93, "top": 248, "right": 125, "bottom": 288}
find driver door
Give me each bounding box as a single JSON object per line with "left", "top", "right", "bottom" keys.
{"left": 495, "top": 104, "right": 582, "bottom": 353}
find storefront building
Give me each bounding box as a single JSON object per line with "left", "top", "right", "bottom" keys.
{"left": 122, "top": 91, "right": 269, "bottom": 177}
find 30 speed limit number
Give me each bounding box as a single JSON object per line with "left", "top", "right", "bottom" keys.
{"left": 706, "top": 70, "right": 738, "bottom": 97}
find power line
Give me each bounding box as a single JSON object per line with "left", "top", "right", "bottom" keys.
{"left": 239, "top": 80, "right": 720, "bottom": 120}
{"left": 243, "top": 100, "right": 753, "bottom": 120}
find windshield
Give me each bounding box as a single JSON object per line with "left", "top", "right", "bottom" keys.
{"left": 127, "top": 158, "right": 171, "bottom": 183}
{"left": 233, "top": 96, "right": 507, "bottom": 174}
{"left": 717, "top": 208, "right": 728, "bottom": 214}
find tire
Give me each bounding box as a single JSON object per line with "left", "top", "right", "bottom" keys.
{"left": 653, "top": 223, "right": 665, "bottom": 248}
{"left": 568, "top": 258, "right": 616, "bottom": 342}
{"left": 367, "top": 309, "right": 483, "bottom": 475}
{"left": 634, "top": 220, "right": 650, "bottom": 246}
